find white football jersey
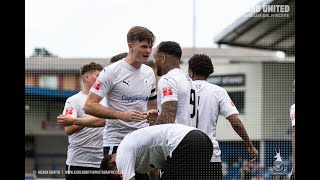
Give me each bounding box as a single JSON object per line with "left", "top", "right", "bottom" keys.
{"left": 116, "top": 124, "right": 197, "bottom": 180}
{"left": 157, "top": 68, "right": 197, "bottom": 127}
{"left": 193, "top": 80, "right": 239, "bottom": 162}
{"left": 63, "top": 92, "right": 106, "bottom": 168}
{"left": 90, "top": 59, "right": 157, "bottom": 146}
{"left": 290, "top": 104, "right": 295, "bottom": 127}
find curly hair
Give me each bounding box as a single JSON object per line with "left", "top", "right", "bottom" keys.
{"left": 188, "top": 54, "right": 214, "bottom": 77}
{"left": 80, "top": 62, "right": 103, "bottom": 75}
{"left": 110, "top": 52, "right": 128, "bottom": 63}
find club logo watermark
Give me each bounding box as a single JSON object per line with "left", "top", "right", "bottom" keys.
{"left": 269, "top": 147, "right": 288, "bottom": 176}
{"left": 244, "top": 5, "right": 290, "bottom": 18}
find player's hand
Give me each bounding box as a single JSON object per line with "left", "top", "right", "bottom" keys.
{"left": 248, "top": 145, "right": 259, "bottom": 163}
{"left": 143, "top": 109, "right": 158, "bottom": 122}
{"left": 57, "top": 114, "right": 74, "bottom": 126}
{"left": 120, "top": 109, "right": 145, "bottom": 121}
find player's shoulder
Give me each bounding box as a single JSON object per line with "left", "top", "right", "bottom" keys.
{"left": 66, "top": 92, "right": 81, "bottom": 101}
{"left": 104, "top": 60, "right": 123, "bottom": 71}
{"left": 169, "top": 68, "right": 185, "bottom": 77}
{"left": 161, "top": 69, "right": 184, "bottom": 80}
{"left": 203, "top": 81, "right": 225, "bottom": 92}
{"left": 65, "top": 92, "right": 82, "bottom": 105}
{"left": 198, "top": 82, "right": 228, "bottom": 98}
{"left": 290, "top": 104, "right": 295, "bottom": 110}
{"left": 141, "top": 64, "right": 154, "bottom": 73}
{"left": 158, "top": 74, "right": 174, "bottom": 85}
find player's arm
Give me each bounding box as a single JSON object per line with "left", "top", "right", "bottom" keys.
{"left": 148, "top": 169, "right": 160, "bottom": 180}
{"left": 84, "top": 92, "right": 145, "bottom": 121}
{"left": 64, "top": 125, "right": 84, "bottom": 135}
{"left": 145, "top": 84, "right": 158, "bottom": 124}
{"left": 144, "top": 109, "right": 158, "bottom": 125}
{"left": 148, "top": 72, "right": 157, "bottom": 111}
{"left": 57, "top": 114, "right": 105, "bottom": 127}
{"left": 227, "top": 114, "right": 258, "bottom": 162}
{"left": 147, "top": 99, "right": 157, "bottom": 110}
{"left": 145, "top": 98, "right": 158, "bottom": 124}
{"left": 154, "top": 101, "right": 177, "bottom": 125}
{"left": 147, "top": 98, "right": 158, "bottom": 118}
{"left": 58, "top": 113, "right": 84, "bottom": 135}
{"left": 60, "top": 100, "right": 84, "bottom": 135}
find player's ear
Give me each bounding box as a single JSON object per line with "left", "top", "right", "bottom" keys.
{"left": 128, "top": 42, "right": 133, "bottom": 50}
{"left": 161, "top": 54, "right": 166, "bottom": 63}
{"left": 84, "top": 74, "right": 89, "bottom": 81}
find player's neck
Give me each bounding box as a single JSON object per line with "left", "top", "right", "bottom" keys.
{"left": 191, "top": 75, "right": 207, "bottom": 81}
{"left": 124, "top": 56, "right": 142, "bottom": 69}
{"left": 164, "top": 63, "right": 180, "bottom": 74}
{"left": 82, "top": 85, "right": 91, "bottom": 95}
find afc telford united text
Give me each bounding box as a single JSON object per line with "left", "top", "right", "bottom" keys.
{"left": 250, "top": 5, "right": 290, "bottom": 13}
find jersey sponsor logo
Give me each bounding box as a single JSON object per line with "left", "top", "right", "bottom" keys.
{"left": 290, "top": 113, "right": 295, "bottom": 120}
{"left": 230, "top": 100, "right": 235, "bottom": 107}
{"left": 163, "top": 87, "right": 173, "bottom": 96}
{"left": 93, "top": 80, "right": 102, "bottom": 90}
{"left": 65, "top": 107, "right": 73, "bottom": 115}
{"left": 122, "top": 95, "right": 149, "bottom": 102}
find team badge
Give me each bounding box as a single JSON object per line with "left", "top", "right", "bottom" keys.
{"left": 163, "top": 87, "right": 173, "bottom": 96}
{"left": 65, "top": 107, "right": 73, "bottom": 115}
{"left": 93, "top": 80, "right": 102, "bottom": 90}
{"left": 230, "top": 100, "right": 235, "bottom": 107}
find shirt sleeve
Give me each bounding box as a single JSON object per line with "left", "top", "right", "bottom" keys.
{"left": 90, "top": 67, "right": 113, "bottom": 98}
{"left": 100, "top": 97, "right": 108, "bottom": 107}
{"left": 158, "top": 76, "right": 178, "bottom": 105}
{"left": 116, "top": 153, "right": 136, "bottom": 180}
{"left": 219, "top": 89, "right": 239, "bottom": 118}
{"left": 62, "top": 98, "right": 77, "bottom": 118}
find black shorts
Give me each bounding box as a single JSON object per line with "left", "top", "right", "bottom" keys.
{"left": 103, "top": 146, "right": 118, "bottom": 156}
{"left": 65, "top": 165, "right": 105, "bottom": 180}
{"left": 207, "top": 162, "right": 222, "bottom": 180}
{"left": 160, "top": 130, "right": 213, "bottom": 180}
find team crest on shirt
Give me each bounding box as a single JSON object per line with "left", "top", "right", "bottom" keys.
{"left": 65, "top": 107, "right": 73, "bottom": 115}
{"left": 163, "top": 87, "right": 173, "bottom": 96}
{"left": 93, "top": 80, "right": 102, "bottom": 90}
{"left": 230, "top": 100, "right": 235, "bottom": 107}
